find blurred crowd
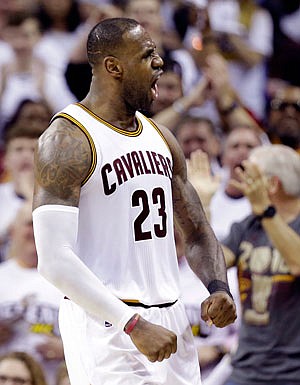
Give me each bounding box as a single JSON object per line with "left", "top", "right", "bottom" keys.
{"left": 0, "top": 0, "right": 299, "bottom": 384}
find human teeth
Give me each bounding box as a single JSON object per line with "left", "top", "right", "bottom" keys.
{"left": 154, "top": 83, "right": 158, "bottom": 98}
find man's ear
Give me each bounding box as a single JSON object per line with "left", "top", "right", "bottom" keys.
{"left": 104, "top": 56, "right": 123, "bottom": 79}
{"left": 268, "top": 175, "right": 281, "bottom": 195}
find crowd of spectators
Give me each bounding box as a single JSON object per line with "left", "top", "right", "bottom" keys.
{"left": 0, "top": 0, "right": 299, "bottom": 384}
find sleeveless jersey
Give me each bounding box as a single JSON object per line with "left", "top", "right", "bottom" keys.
{"left": 53, "top": 103, "right": 180, "bottom": 305}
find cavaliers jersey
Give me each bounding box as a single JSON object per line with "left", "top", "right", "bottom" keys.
{"left": 52, "top": 103, "right": 180, "bottom": 305}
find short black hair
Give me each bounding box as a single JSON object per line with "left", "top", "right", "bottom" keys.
{"left": 87, "top": 17, "right": 140, "bottom": 66}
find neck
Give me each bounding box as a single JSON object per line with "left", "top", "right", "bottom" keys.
{"left": 81, "top": 93, "right": 138, "bottom": 132}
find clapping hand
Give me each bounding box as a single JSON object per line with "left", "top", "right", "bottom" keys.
{"left": 187, "top": 149, "right": 221, "bottom": 207}
{"left": 229, "top": 160, "right": 272, "bottom": 215}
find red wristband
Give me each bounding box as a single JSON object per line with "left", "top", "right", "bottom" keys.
{"left": 124, "top": 313, "right": 140, "bottom": 335}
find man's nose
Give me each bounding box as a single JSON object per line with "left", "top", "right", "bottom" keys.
{"left": 153, "top": 54, "right": 164, "bottom": 68}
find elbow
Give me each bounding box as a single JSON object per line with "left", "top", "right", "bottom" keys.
{"left": 37, "top": 254, "right": 61, "bottom": 286}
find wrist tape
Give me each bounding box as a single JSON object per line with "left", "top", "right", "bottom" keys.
{"left": 208, "top": 280, "right": 233, "bottom": 300}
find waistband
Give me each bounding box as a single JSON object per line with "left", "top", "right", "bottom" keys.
{"left": 64, "top": 296, "right": 178, "bottom": 309}
{"left": 121, "top": 299, "right": 178, "bottom": 308}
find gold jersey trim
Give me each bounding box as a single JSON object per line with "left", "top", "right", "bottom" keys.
{"left": 54, "top": 112, "right": 97, "bottom": 186}
{"left": 272, "top": 275, "right": 295, "bottom": 282}
{"left": 75, "top": 103, "right": 143, "bottom": 137}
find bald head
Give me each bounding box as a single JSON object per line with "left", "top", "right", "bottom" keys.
{"left": 87, "top": 17, "right": 140, "bottom": 66}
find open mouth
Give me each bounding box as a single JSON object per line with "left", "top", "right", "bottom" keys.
{"left": 151, "top": 78, "right": 159, "bottom": 100}
{"left": 151, "top": 72, "right": 163, "bottom": 100}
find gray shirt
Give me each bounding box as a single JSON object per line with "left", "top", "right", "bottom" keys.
{"left": 223, "top": 214, "right": 300, "bottom": 384}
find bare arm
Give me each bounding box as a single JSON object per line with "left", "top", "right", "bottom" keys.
{"left": 159, "top": 124, "right": 236, "bottom": 327}
{"left": 260, "top": 216, "right": 300, "bottom": 275}
{"left": 33, "top": 118, "right": 89, "bottom": 209}
{"left": 170, "top": 136, "right": 226, "bottom": 287}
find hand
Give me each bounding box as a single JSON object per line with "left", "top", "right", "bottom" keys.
{"left": 201, "top": 292, "right": 236, "bottom": 328}
{"left": 129, "top": 316, "right": 177, "bottom": 362}
{"left": 205, "top": 53, "right": 231, "bottom": 95}
{"left": 229, "top": 160, "right": 272, "bottom": 215}
{"left": 35, "top": 335, "right": 64, "bottom": 361}
{"left": 187, "top": 149, "right": 221, "bottom": 206}
{"left": 187, "top": 76, "right": 212, "bottom": 108}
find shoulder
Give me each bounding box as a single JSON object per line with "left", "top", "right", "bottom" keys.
{"left": 37, "top": 116, "right": 91, "bottom": 161}
{"left": 35, "top": 116, "right": 92, "bottom": 190}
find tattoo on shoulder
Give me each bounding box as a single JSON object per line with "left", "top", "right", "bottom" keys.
{"left": 35, "top": 118, "right": 91, "bottom": 204}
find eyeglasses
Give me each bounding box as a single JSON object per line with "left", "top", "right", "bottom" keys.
{"left": 0, "top": 375, "right": 32, "bottom": 385}
{"left": 270, "top": 99, "right": 300, "bottom": 112}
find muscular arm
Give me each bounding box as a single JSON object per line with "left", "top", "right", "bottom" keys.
{"left": 173, "top": 174, "right": 226, "bottom": 287}
{"left": 159, "top": 125, "right": 236, "bottom": 326}
{"left": 33, "top": 118, "right": 90, "bottom": 209}
{"left": 160, "top": 125, "right": 227, "bottom": 286}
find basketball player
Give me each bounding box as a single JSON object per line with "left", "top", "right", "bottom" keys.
{"left": 32, "top": 18, "right": 236, "bottom": 385}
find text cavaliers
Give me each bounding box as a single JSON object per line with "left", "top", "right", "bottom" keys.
{"left": 101, "top": 150, "right": 172, "bottom": 195}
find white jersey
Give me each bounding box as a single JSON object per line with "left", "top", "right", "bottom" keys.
{"left": 53, "top": 103, "right": 180, "bottom": 306}
{"left": 0, "top": 259, "right": 63, "bottom": 385}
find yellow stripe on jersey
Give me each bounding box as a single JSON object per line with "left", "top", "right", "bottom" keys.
{"left": 54, "top": 112, "right": 97, "bottom": 186}
{"left": 121, "top": 299, "right": 140, "bottom": 303}
{"left": 76, "top": 103, "right": 143, "bottom": 137}
{"left": 272, "top": 275, "right": 295, "bottom": 283}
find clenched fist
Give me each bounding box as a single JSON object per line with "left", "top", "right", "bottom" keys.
{"left": 129, "top": 316, "right": 177, "bottom": 362}
{"left": 201, "top": 291, "right": 237, "bottom": 328}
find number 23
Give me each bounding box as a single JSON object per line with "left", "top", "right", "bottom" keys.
{"left": 132, "top": 187, "right": 167, "bottom": 241}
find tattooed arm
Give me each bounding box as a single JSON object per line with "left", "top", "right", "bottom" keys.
{"left": 32, "top": 118, "right": 90, "bottom": 209}
{"left": 159, "top": 124, "right": 236, "bottom": 327}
